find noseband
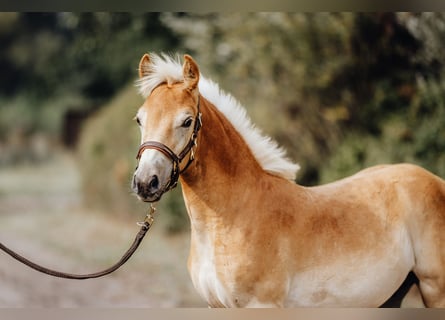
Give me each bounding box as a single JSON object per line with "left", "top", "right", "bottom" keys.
{"left": 135, "top": 96, "right": 202, "bottom": 193}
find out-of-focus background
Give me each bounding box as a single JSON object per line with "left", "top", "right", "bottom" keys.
{"left": 0, "top": 12, "right": 444, "bottom": 307}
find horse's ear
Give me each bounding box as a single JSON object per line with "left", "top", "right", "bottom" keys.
{"left": 138, "top": 53, "right": 151, "bottom": 78}
{"left": 183, "top": 54, "right": 200, "bottom": 92}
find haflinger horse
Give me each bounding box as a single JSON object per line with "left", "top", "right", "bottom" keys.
{"left": 131, "top": 53, "right": 445, "bottom": 308}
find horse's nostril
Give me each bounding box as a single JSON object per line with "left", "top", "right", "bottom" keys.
{"left": 148, "top": 175, "right": 159, "bottom": 191}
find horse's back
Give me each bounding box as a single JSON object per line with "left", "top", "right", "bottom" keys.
{"left": 350, "top": 163, "right": 445, "bottom": 223}
{"left": 316, "top": 163, "right": 445, "bottom": 205}
{"left": 311, "top": 163, "right": 445, "bottom": 242}
{"left": 325, "top": 163, "right": 443, "bottom": 185}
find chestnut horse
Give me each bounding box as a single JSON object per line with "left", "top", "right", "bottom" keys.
{"left": 132, "top": 53, "right": 445, "bottom": 307}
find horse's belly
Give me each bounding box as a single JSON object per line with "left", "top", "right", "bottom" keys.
{"left": 285, "top": 249, "right": 414, "bottom": 307}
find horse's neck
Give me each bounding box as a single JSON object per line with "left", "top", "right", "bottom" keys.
{"left": 179, "top": 97, "right": 264, "bottom": 226}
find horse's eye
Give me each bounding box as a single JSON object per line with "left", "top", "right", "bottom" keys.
{"left": 135, "top": 117, "right": 141, "bottom": 126}
{"left": 182, "top": 117, "right": 193, "bottom": 128}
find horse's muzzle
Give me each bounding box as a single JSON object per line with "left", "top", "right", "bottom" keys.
{"left": 132, "top": 174, "right": 164, "bottom": 202}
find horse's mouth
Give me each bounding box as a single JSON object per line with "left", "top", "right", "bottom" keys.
{"left": 135, "top": 188, "right": 165, "bottom": 203}
{"left": 138, "top": 193, "right": 164, "bottom": 203}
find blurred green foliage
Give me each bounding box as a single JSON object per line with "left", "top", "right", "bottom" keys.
{"left": 0, "top": 13, "right": 177, "bottom": 163}
{"left": 77, "top": 84, "right": 141, "bottom": 214}
{"left": 2, "top": 13, "right": 445, "bottom": 233}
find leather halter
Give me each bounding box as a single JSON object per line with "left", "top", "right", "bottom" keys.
{"left": 135, "top": 96, "right": 202, "bottom": 193}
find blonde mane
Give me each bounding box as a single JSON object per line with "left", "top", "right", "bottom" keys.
{"left": 136, "top": 53, "right": 299, "bottom": 180}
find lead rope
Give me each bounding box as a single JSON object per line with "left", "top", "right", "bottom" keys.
{"left": 0, "top": 204, "right": 156, "bottom": 280}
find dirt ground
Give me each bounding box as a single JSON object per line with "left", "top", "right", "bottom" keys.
{"left": 0, "top": 153, "right": 206, "bottom": 307}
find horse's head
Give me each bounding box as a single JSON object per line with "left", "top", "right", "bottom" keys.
{"left": 132, "top": 54, "right": 201, "bottom": 202}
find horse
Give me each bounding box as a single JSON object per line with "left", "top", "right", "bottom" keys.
{"left": 131, "top": 53, "right": 445, "bottom": 307}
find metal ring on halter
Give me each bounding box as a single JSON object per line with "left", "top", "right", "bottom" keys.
{"left": 137, "top": 204, "right": 156, "bottom": 227}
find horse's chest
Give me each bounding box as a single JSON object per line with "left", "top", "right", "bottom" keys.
{"left": 188, "top": 235, "right": 237, "bottom": 307}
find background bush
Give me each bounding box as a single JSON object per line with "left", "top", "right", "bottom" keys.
{"left": 0, "top": 13, "right": 177, "bottom": 164}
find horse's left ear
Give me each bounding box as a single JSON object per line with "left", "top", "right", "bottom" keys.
{"left": 138, "top": 53, "right": 151, "bottom": 78}
{"left": 183, "top": 54, "right": 200, "bottom": 92}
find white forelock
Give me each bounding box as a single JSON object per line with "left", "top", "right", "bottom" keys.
{"left": 136, "top": 53, "right": 300, "bottom": 180}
